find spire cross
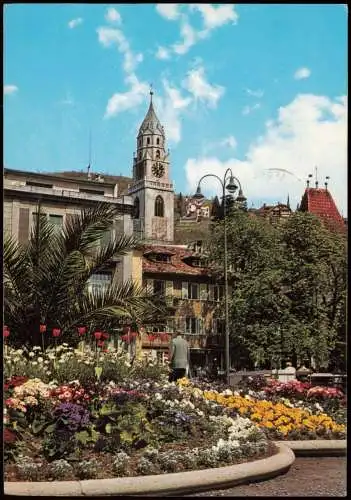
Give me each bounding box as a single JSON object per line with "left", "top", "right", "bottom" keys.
{"left": 149, "top": 83, "right": 154, "bottom": 101}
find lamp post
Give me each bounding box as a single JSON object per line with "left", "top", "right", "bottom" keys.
{"left": 193, "top": 169, "right": 246, "bottom": 384}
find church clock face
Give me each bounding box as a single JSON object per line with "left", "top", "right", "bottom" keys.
{"left": 152, "top": 161, "right": 165, "bottom": 178}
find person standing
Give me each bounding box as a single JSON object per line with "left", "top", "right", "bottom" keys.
{"left": 169, "top": 331, "right": 190, "bottom": 382}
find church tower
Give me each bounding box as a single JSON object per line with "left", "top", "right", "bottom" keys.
{"left": 129, "top": 89, "right": 174, "bottom": 242}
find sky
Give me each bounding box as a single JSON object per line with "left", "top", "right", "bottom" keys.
{"left": 4, "top": 3, "right": 348, "bottom": 213}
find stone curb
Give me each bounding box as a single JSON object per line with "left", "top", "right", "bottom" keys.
{"left": 276, "top": 439, "right": 347, "bottom": 456}
{"left": 5, "top": 443, "right": 294, "bottom": 497}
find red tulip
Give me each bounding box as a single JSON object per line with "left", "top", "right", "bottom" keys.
{"left": 102, "top": 332, "right": 109, "bottom": 340}
{"left": 3, "top": 327, "right": 10, "bottom": 338}
{"left": 52, "top": 328, "right": 61, "bottom": 337}
{"left": 131, "top": 332, "right": 138, "bottom": 339}
{"left": 94, "top": 331, "right": 102, "bottom": 340}
{"left": 77, "top": 326, "right": 86, "bottom": 336}
{"left": 39, "top": 324, "right": 47, "bottom": 333}
{"left": 97, "top": 340, "right": 104, "bottom": 347}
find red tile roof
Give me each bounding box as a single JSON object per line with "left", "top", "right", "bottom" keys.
{"left": 142, "top": 244, "right": 210, "bottom": 276}
{"left": 300, "top": 188, "right": 345, "bottom": 232}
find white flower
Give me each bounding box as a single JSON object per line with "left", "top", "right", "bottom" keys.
{"left": 58, "top": 359, "right": 65, "bottom": 364}
{"left": 222, "top": 389, "right": 233, "bottom": 396}
{"left": 62, "top": 343, "right": 68, "bottom": 347}
{"left": 37, "top": 357, "right": 43, "bottom": 363}
{"left": 33, "top": 346, "right": 42, "bottom": 351}
{"left": 29, "top": 352, "right": 35, "bottom": 358}
{"left": 154, "top": 393, "right": 162, "bottom": 401}
{"left": 31, "top": 361, "right": 38, "bottom": 366}
{"left": 16, "top": 349, "right": 24, "bottom": 355}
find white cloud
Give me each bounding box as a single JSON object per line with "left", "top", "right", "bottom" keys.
{"left": 185, "top": 93, "right": 347, "bottom": 214}
{"left": 157, "top": 4, "right": 238, "bottom": 58}
{"left": 4, "top": 84, "right": 18, "bottom": 95}
{"left": 154, "top": 80, "right": 192, "bottom": 143}
{"left": 155, "top": 4, "right": 180, "bottom": 20}
{"left": 294, "top": 67, "right": 311, "bottom": 80}
{"left": 105, "top": 7, "right": 121, "bottom": 24}
{"left": 155, "top": 46, "right": 170, "bottom": 60}
{"left": 242, "top": 103, "right": 261, "bottom": 116}
{"left": 246, "top": 88, "right": 264, "bottom": 98}
{"left": 68, "top": 17, "right": 83, "bottom": 29}
{"left": 172, "top": 18, "right": 198, "bottom": 55}
{"left": 189, "top": 4, "right": 238, "bottom": 30}
{"left": 105, "top": 74, "right": 149, "bottom": 118}
{"left": 183, "top": 66, "right": 224, "bottom": 108}
{"left": 96, "top": 26, "right": 143, "bottom": 74}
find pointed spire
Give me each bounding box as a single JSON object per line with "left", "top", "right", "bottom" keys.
{"left": 138, "top": 86, "right": 164, "bottom": 136}
{"left": 287, "top": 194, "right": 290, "bottom": 209}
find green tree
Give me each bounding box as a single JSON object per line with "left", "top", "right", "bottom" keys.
{"left": 4, "top": 202, "right": 164, "bottom": 347}
{"left": 208, "top": 209, "right": 347, "bottom": 370}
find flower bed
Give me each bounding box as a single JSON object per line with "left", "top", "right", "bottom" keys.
{"left": 183, "top": 377, "right": 346, "bottom": 441}
{"left": 4, "top": 347, "right": 274, "bottom": 482}
{"left": 4, "top": 345, "right": 346, "bottom": 482}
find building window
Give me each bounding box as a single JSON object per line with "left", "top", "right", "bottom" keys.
{"left": 213, "top": 318, "right": 225, "bottom": 335}
{"left": 88, "top": 272, "right": 112, "bottom": 294}
{"left": 156, "top": 138, "right": 160, "bottom": 145}
{"left": 154, "top": 280, "right": 166, "bottom": 296}
{"left": 209, "top": 284, "right": 224, "bottom": 301}
{"left": 133, "top": 197, "right": 140, "bottom": 219}
{"left": 188, "top": 283, "right": 199, "bottom": 299}
{"left": 138, "top": 139, "right": 141, "bottom": 147}
{"left": 147, "top": 137, "right": 150, "bottom": 145}
{"left": 139, "top": 152, "right": 142, "bottom": 160}
{"left": 49, "top": 214, "right": 63, "bottom": 227}
{"left": 185, "top": 317, "right": 202, "bottom": 335}
{"left": 155, "top": 254, "right": 171, "bottom": 262}
{"left": 156, "top": 149, "right": 160, "bottom": 159}
{"left": 154, "top": 195, "right": 164, "bottom": 217}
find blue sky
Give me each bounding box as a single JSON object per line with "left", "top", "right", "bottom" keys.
{"left": 4, "top": 4, "right": 348, "bottom": 213}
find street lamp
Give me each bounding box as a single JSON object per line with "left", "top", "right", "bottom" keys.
{"left": 193, "top": 169, "right": 246, "bottom": 384}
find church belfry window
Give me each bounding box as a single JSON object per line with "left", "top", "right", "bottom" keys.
{"left": 155, "top": 195, "right": 164, "bottom": 217}
{"left": 147, "top": 137, "right": 150, "bottom": 145}
{"left": 156, "top": 138, "right": 160, "bottom": 145}
{"left": 133, "top": 197, "right": 140, "bottom": 219}
{"left": 156, "top": 149, "right": 160, "bottom": 159}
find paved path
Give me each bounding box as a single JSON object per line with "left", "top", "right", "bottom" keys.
{"left": 186, "top": 457, "right": 347, "bottom": 497}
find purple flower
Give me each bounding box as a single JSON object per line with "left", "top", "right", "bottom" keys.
{"left": 54, "top": 402, "right": 90, "bottom": 431}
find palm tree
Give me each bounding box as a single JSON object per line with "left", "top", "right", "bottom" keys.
{"left": 4, "top": 202, "right": 165, "bottom": 347}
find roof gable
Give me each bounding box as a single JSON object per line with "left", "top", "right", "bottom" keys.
{"left": 300, "top": 187, "right": 345, "bottom": 231}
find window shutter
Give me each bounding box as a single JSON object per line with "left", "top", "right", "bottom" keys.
{"left": 18, "top": 208, "right": 30, "bottom": 244}
{"left": 182, "top": 282, "right": 188, "bottom": 299}
{"left": 166, "top": 281, "right": 173, "bottom": 297}
{"left": 209, "top": 284, "right": 215, "bottom": 301}
{"left": 200, "top": 283, "right": 207, "bottom": 300}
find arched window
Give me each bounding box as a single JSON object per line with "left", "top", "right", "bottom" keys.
{"left": 147, "top": 137, "right": 150, "bottom": 145}
{"left": 138, "top": 152, "right": 142, "bottom": 160}
{"left": 155, "top": 195, "right": 164, "bottom": 217}
{"left": 156, "top": 138, "right": 160, "bottom": 145}
{"left": 138, "top": 139, "right": 141, "bottom": 147}
{"left": 156, "top": 149, "right": 160, "bottom": 159}
{"left": 133, "top": 197, "right": 140, "bottom": 219}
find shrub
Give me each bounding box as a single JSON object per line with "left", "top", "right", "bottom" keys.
{"left": 74, "top": 459, "right": 99, "bottom": 479}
